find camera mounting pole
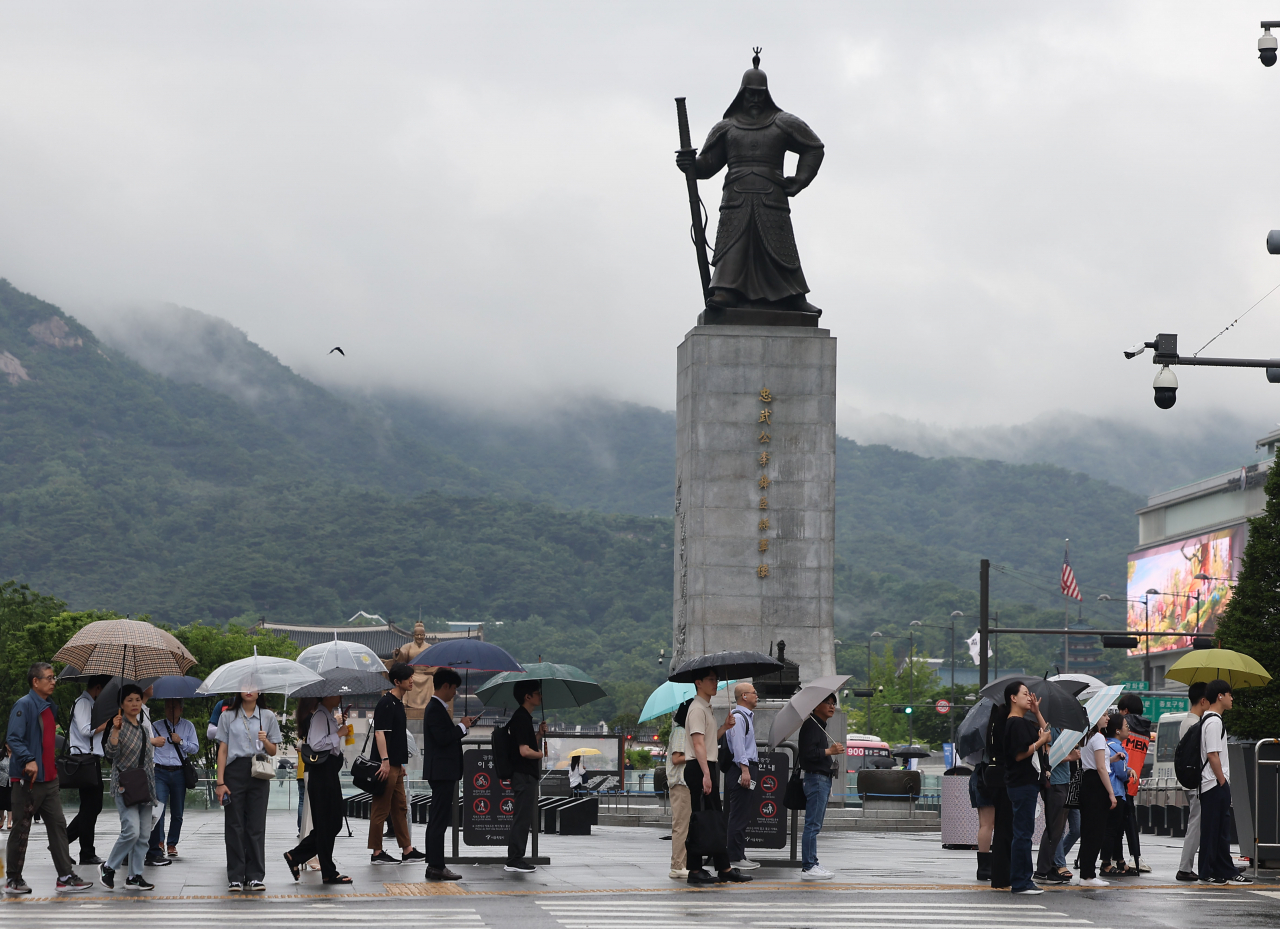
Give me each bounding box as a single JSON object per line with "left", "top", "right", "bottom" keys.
{"left": 1125, "top": 333, "right": 1280, "bottom": 407}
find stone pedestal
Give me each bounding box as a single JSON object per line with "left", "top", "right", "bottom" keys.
{"left": 673, "top": 324, "right": 836, "bottom": 685}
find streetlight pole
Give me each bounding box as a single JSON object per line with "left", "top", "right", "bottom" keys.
{"left": 866, "top": 632, "right": 882, "bottom": 736}
{"left": 912, "top": 616, "right": 962, "bottom": 745}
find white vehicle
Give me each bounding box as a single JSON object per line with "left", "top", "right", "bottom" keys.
{"left": 1151, "top": 712, "right": 1190, "bottom": 781}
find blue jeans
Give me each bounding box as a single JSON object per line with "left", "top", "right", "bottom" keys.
{"left": 107, "top": 794, "right": 153, "bottom": 878}
{"left": 149, "top": 767, "right": 187, "bottom": 854}
{"left": 1056, "top": 806, "right": 1081, "bottom": 868}
{"left": 1007, "top": 783, "right": 1039, "bottom": 892}
{"left": 801, "top": 772, "right": 831, "bottom": 870}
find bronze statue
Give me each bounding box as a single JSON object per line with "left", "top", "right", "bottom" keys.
{"left": 392, "top": 622, "right": 435, "bottom": 718}
{"left": 676, "top": 50, "right": 825, "bottom": 318}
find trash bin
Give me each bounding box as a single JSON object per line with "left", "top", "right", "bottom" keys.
{"left": 941, "top": 766, "right": 978, "bottom": 848}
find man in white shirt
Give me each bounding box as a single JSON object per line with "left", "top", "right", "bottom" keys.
{"left": 1175, "top": 682, "right": 1209, "bottom": 882}
{"left": 724, "top": 682, "right": 760, "bottom": 871}
{"left": 65, "top": 677, "right": 110, "bottom": 865}
{"left": 1198, "top": 679, "right": 1253, "bottom": 885}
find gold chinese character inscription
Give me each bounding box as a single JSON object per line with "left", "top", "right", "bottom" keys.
{"left": 758, "top": 475, "right": 771, "bottom": 489}
{"left": 758, "top": 497, "right": 768, "bottom": 510}
{"left": 758, "top": 452, "right": 769, "bottom": 467}
{"left": 758, "top": 539, "right": 768, "bottom": 552}
{"left": 757, "top": 564, "right": 769, "bottom": 578}
{"left": 758, "top": 517, "right": 770, "bottom": 531}
{"left": 758, "top": 431, "right": 771, "bottom": 443}
{"left": 758, "top": 409, "right": 772, "bottom": 425}
{"left": 759, "top": 388, "right": 772, "bottom": 402}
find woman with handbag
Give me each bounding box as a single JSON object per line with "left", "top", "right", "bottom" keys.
{"left": 102, "top": 684, "right": 164, "bottom": 891}
{"left": 1076, "top": 710, "right": 1117, "bottom": 886}
{"left": 797, "top": 693, "right": 844, "bottom": 881}
{"left": 283, "top": 696, "right": 352, "bottom": 885}
{"left": 213, "top": 691, "right": 281, "bottom": 892}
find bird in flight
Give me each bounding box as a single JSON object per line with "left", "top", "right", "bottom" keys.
{"left": 329, "top": 347, "right": 345, "bottom": 356}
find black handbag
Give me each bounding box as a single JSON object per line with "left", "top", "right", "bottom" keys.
{"left": 784, "top": 761, "right": 807, "bottom": 811}
{"left": 162, "top": 719, "right": 200, "bottom": 790}
{"left": 687, "top": 809, "right": 728, "bottom": 856}
{"left": 55, "top": 727, "right": 101, "bottom": 791}
{"left": 350, "top": 724, "right": 385, "bottom": 797}
{"left": 117, "top": 730, "right": 152, "bottom": 808}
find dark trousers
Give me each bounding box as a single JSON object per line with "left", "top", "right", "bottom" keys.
{"left": 1036, "top": 783, "right": 1069, "bottom": 875}
{"left": 223, "top": 757, "right": 271, "bottom": 883}
{"left": 149, "top": 766, "right": 187, "bottom": 854}
{"left": 1104, "top": 794, "right": 1128, "bottom": 865}
{"left": 724, "top": 761, "right": 758, "bottom": 863}
{"left": 1007, "top": 783, "right": 1039, "bottom": 892}
{"left": 287, "top": 758, "right": 343, "bottom": 880}
{"left": 506, "top": 772, "right": 537, "bottom": 864}
{"left": 687, "top": 762, "right": 730, "bottom": 874}
{"left": 1199, "top": 782, "right": 1234, "bottom": 880}
{"left": 989, "top": 780, "right": 1012, "bottom": 888}
{"left": 426, "top": 779, "right": 456, "bottom": 869}
{"left": 7, "top": 778, "right": 75, "bottom": 880}
{"left": 1123, "top": 792, "right": 1141, "bottom": 861}
{"left": 1077, "top": 773, "right": 1111, "bottom": 880}
{"left": 64, "top": 761, "right": 103, "bottom": 860}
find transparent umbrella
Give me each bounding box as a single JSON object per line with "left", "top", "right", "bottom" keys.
{"left": 199, "top": 647, "right": 323, "bottom": 695}
{"left": 296, "top": 635, "right": 385, "bottom": 674}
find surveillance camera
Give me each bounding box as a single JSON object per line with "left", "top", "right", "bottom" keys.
{"left": 1123, "top": 343, "right": 1146, "bottom": 360}
{"left": 1153, "top": 365, "right": 1178, "bottom": 409}
{"left": 1262, "top": 28, "right": 1278, "bottom": 67}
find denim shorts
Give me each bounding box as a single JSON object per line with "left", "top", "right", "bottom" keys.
{"left": 969, "top": 767, "right": 993, "bottom": 809}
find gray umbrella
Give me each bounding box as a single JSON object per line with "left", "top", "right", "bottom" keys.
{"left": 956, "top": 697, "right": 994, "bottom": 762}
{"left": 286, "top": 667, "right": 389, "bottom": 699}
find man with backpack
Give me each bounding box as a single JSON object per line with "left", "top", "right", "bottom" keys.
{"left": 1175, "top": 682, "right": 1210, "bottom": 882}
{"left": 1196, "top": 679, "right": 1252, "bottom": 885}
{"left": 422, "top": 667, "right": 476, "bottom": 881}
{"left": 504, "top": 680, "right": 547, "bottom": 874}
{"left": 684, "top": 668, "right": 750, "bottom": 886}
{"left": 723, "top": 682, "right": 760, "bottom": 871}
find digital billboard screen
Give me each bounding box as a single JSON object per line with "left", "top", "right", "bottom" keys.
{"left": 1126, "top": 526, "right": 1243, "bottom": 654}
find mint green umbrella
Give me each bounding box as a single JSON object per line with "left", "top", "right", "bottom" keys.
{"left": 476, "top": 662, "right": 607, "bottom": 710}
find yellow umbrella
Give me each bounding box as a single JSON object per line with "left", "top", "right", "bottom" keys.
{"left": 1166, "top": 648, "right": 1272, "bottom": 689}
{"left": 568, "top": 747, "right": 603, "bottom": 757}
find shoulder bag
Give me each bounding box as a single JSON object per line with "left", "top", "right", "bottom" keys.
{"left": 298, "top": 711, "right": 335, "bottom": 769}
{"left": 350, "top": 722, "right": 386, "bottom": 796}
{"left": 239, "top": 711, "right": 276, "bottom": 780}
{"left": 687, "top": 807, "right": 728, "bottom": 856}
{"left": 117, "top": 724, "right": 153, "bottom": 807}
{"left": 1064, "top": 760, "right": 1083, "bottom": 809}
{"left": 163, "top": 719, "right": 200, "bottom": 790}
{"left": 56, "top": 710, "right": 101, "bottom": 790}
{"left": 784, "top": 758, "right": 808, "bottom": 811}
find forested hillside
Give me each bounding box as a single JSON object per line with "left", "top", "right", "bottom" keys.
{"left": 0, "top": 280, "right": 1142, "bottom": 717}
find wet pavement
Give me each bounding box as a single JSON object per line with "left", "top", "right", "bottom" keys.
{"left": 0, "top": 810, "right": 1275, "bottom": 928}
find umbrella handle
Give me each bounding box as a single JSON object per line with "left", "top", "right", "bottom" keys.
{"left": 809, "top": 713, "right": 842, "bottom": 747}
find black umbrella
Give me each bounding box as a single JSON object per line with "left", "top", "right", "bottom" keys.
{"left": 978, "top": 675, "right": 1088, "bottom": 732}
{"left": 892, "top": 744, "right": 934, "bottom": 760}
{"left": 408, "top": 638, "right": 523, "bottom": 716}
{"left": 667, "top": 650, "right": 783, "bottom": 684}
{"left": 286, "top": 668, "right": 389, "bottom": 699}
{"left": 90, "top": 676, "right": 160, "bottom": 729}
{"left": 956, "top": 697, "right": 994, "bottom": 761}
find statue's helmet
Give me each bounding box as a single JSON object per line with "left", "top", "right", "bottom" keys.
{"left": 724, "top": 48, "right": 780, "bottom": 120}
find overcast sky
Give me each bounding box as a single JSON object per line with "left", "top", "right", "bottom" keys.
{"left": 5, "top": 2, "right": 1280, "bottom": 433}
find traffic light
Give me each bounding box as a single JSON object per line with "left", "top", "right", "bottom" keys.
{"left": 904, "top": 705, "right": 913, "bottom": 715}
{"left": 890, "top": 705, "right": 914, "bottom": 714}
{"left": 1102, "top": 635, "right": 1140, "bottom": 649}
{"left": 852, "top": 689, "right": 874, "bottom": 698}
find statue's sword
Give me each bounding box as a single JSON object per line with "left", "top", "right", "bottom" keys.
{"left": 675, "top": 97, "right": 712, "bottom": 302}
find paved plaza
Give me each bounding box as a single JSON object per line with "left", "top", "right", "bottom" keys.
{"left": 1, "top": 810, "right": 1277, "bottom": 928}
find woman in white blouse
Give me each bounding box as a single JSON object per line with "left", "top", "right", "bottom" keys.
{"left": 1074, "top": 710, "right": 1118, "bottom": 886}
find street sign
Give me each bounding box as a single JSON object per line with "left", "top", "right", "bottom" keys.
{"left": 462, "top": 748, "right": 516, "bottom": 847}
{"left": 1144, "top": 695, "right": 1189, "bottom": 722}
{"left": 1120, "top": 681, "right": 1150, "bottom": 691}
{"left": 738, "top": 751, "right": 788, "bottom": 851}
{"left": 935, "top": 699, "right": 951, "bottom": 715}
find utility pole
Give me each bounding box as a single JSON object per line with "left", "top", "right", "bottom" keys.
{"left": 979, "top": 559, "right": 990, "bottom": 688}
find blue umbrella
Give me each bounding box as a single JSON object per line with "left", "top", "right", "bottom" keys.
{"left": 408, "top": 638, "right": 523, "bottom": 716}
{"left": 149, "top": 676, "right": 210, "bottom": 699}
{"left": 638, "top": 679, "right": 733, "bottom": 723}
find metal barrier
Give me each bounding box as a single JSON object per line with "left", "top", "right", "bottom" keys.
{"left": 1254, "top": 738, "right": 1280, "bottom": 878}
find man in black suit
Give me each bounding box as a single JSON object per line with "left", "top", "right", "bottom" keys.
{"left": 421, "top": 667, "right": 476, "bottom": 881}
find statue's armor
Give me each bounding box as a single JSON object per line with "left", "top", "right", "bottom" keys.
{"left": 696, "top": 112, "right": 823, "bottom": 303}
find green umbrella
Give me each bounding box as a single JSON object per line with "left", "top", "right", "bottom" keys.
{"left": 475, "top": 662, "right": 607, "bottom": 710}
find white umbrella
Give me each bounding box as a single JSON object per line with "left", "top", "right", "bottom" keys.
{"left": 1048, "top": 672, "right": 1108, "bottom": 703}
{"left": 199, "top": 647, "right": 323, "bottom": 695}
{"left": 1048, "top": 683, "right": 1125, "bottom": 770}
{"left": 768, "top": 674, "right": 851, "bottom": 747}
{"left": 296, "top": 635, "right": 385, "bottom": 673}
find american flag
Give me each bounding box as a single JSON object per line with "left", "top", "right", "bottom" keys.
{"left": 1061, "top": 547, "right": 1082, "bottom": 601}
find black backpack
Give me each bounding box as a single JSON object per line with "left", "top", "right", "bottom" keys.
{"left": 492, "top": 719, "right": 515, "bottom": 780}
{"left": 1174, "top": 714, "right": 1211, "bottom": 791}
{"left": 716, "top": 708, "right": 748, "bottom": 770}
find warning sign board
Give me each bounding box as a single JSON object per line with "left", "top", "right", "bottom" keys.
{"left": 462, "top": 748, "right": 516, "bottom": 847}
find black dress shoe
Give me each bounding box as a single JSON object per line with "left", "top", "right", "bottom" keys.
{"left": 717, "top": 868, "right": 753, "bottom": 883}
{"left": 80, "top": 856, "right": 104, "bottom": 866}
{"left": 425, "top": 867, "right": 462, "bottom": 881}
{"left": 322, "top": 875, "right": 353, "bottom": 885}
{"left": 687, "top": 869, "right": 717, "bottom": 885}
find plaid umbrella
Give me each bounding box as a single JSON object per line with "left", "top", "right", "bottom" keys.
{"left": 53, "top": 619, "right": 197, "bottom": 679}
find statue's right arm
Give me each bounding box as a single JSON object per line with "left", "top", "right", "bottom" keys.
{"left": 694, "top": 121, "right": 730, "bottom": 179}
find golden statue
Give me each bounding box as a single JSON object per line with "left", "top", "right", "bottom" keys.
{"left": 393, "top": 622, "right": 435, "bottom": 719}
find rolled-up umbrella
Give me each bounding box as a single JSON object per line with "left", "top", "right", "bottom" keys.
{"left": 476, "top": 662, "right": 606, "bottom": 710}
{"left": 638, "top": 679, "right": 733, "bottom": 723}
{"left": 979, "top": 675, "right": 1087, "bottom": 731}
{"left": 286, "top": 667, "right": 389, "bottom": 699}
{"left": 667, "top": 650, "right": 783, "bottom": 684}
{"left": 54, "top": 619, "right": 197, "bottom": 680}
{"left": 956, "top": 697, "right": 994, "bottom": 763}
{"left": 296, "top": 635, "right": 386, "bottom": 674}
{"left": 149, "top": 676, "right": 210, "bottom": 700}
{"left": 1165, "top": 648, "right": 1272, "bottom": 689}
{"left": 408, "top": 638, "right": 523, "bottom": 716}
{"left": 199, "top": 648, "right": 322, "bottom": 695}
{"left": 768, "top": 674, "right": 851, "bottom": 747}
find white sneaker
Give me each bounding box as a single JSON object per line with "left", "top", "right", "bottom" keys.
{"left": 1079, "top": 877, "right": 1109, "bottom": 887}
{"left": 800, "top": 865, "right": 833, "bottom": 881}
{"left": 1136, "top": 857, "right": 1152, "bottom": 873}
{"left": 668, "top": 869, "right": 689, "bottom": 880}
{"left": 731, "top": 859, "right": 761, "bottom": 871}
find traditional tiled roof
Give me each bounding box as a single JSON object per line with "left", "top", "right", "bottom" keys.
{"left": 255, "top": 620, "right": 482, "bottom": 660}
